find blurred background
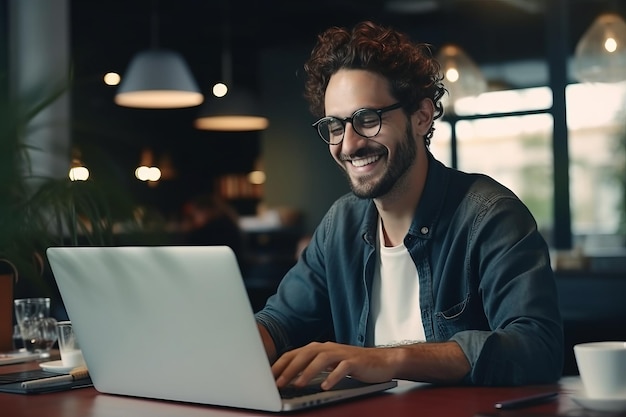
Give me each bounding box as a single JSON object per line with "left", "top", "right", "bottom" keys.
{"left": 5, "top": 0, "right": 626, "bottom": 243}
{"left": 3, "top": 0, "right": 626, "bottom": 373}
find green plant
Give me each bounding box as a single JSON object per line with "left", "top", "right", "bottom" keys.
{"left": 0, "top": 74, "right": 138, "bottom": 294}
{"left": 0, "top": 75, "right": 61, "bottom": 284}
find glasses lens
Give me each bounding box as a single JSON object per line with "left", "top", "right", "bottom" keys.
{"left": 353, "top": 109, "right": 381, "bottom": 138}
{"left": 317, "top": 118, "right": 344, "bottom": 144}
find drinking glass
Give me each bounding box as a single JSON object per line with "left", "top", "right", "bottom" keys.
{"left": 13, "top": 298, "right": 57, "bottom": 353}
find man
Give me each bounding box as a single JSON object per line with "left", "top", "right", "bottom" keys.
{"left": 255, "top": 21, "right": 563, "bottom": 390}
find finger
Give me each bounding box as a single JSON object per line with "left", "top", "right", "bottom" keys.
{"left": 320, "top": 359, "right": 352, "bottom": 390}
{"left": 273, "top": 347, "right": 319, "bottom": 388}
{"left": 271, "top": 349, "right": 296, "bottom": 378}
{"left": 273, "top": 355, "right": 301, "bottom": 387}
{"left": 293, "top": 350, "right": 339, "bottom": 388}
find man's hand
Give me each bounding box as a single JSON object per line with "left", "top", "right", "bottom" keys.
{"left": 272, "top": 341, "right": 398, "bottom": 390}
{"left": 271, "top": 340, "right": 470, "bottom": 390}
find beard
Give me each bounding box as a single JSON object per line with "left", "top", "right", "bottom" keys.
{"left": 344, "top": 121, "right": 417, "bottom": 199}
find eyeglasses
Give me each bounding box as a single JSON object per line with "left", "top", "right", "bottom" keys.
{"left": 311, "top": 102, "right": 403, "bottom": 145}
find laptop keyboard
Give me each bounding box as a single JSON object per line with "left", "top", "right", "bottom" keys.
{"left": 279, "top": 376, "right": 373, "bottom": 399}
{"left": 279, "top": 384, "right": 325, "bottom": 399}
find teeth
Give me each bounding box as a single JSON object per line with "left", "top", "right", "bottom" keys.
{"left": 351, "top": 155, "right": 380, "bottom": 167}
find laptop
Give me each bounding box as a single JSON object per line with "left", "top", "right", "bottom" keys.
{"left": 46, "top": 246, "right": 397, "bottom": 411}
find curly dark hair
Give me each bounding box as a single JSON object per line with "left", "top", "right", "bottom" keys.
{"left": 304, "top": 21, "right": 446, "bottom": 144}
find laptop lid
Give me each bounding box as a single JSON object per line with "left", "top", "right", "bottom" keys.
{"left": 46, "top": 246, "right": 396, "bottom": 412}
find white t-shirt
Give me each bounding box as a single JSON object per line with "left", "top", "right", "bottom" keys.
{"left": 369, "top": 218, "right": 426, "bottom": 347}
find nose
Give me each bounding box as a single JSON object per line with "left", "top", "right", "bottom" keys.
{"left": 340, "top": 123, "right": 366, "bottom": 154}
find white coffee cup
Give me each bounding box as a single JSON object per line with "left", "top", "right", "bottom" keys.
{"left": 574, "top": 341, "right": 626, "bottom": 399}
{"left": 57, "top": 321, "right": 86, "bottom": 368}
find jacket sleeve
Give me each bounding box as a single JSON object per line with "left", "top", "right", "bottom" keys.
{"left": 451, "top": 194, "right": 563, "bottom": 385}
{"left": 255, "top": 210, "right": 334, "bottom": 357}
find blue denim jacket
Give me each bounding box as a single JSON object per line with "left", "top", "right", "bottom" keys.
{"left": 256, "top": 152, "right": 564, "bottom": 385}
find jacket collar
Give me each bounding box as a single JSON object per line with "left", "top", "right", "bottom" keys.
{"left": 361, "top": 149, "right": 450, "bottom": 245}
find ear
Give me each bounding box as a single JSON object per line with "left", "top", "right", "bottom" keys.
{"left": 410, "top": 98, "right": 435, "bottom": 137}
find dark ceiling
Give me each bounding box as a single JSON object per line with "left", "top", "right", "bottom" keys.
{"left": 66, "top": 0, "right": 624, "bottom": 216}
{"left": 70, "top": 0, "right": 624, "bottom": 80}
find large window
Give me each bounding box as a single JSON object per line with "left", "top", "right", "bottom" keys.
{"left": 430, "top": 82, "right": 626, "bottom": 250}
{"left": 567, "top": 82, "right": 626, "bottom": 248}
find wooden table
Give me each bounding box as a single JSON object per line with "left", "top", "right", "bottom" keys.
{"left": 0, "top": 359, "right": 612, "bottom": 417}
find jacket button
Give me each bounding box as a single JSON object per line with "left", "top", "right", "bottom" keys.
{"left": 358, "top": 335, "right": 364, "bottom": 343}
{"left": 420, "top": 226, "right": 429, "bottom": 235}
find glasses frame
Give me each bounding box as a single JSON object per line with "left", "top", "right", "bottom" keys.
{"left": 311, "top": 102, "right": 404, "bottom": 145}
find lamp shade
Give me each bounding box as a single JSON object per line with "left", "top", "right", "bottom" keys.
{"left": 572, "top": 13, "right": 626, "bottom": 83}
{"left": 436, "top": 44, "right": 487, "bottom": 111}
{"left": 194, "top": 88, "right": 269, "bottom": 131}
{"left": 115, "top": 49, "right": 204, "bottom": 109}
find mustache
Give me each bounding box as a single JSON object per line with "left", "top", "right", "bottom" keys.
{"left": 339, "top": 144, "right": 386, "bottom": 161}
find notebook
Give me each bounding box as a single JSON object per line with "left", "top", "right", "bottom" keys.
{"left": 0, "top": 369, "right": 93, "bottom": 394}
{"left": 46, "top": 246, "right": 397, "bottom": 411}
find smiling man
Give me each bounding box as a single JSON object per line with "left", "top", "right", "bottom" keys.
{"left": 255, "top": 21, "right": 563, "bottom": 390}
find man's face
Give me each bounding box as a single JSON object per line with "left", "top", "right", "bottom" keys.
{"left": 324, "top": 69, "right": 416, "bottom": 199}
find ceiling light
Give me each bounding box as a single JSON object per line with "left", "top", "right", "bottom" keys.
{"left": 135, "top": 148, "right": 162, "bottom": 183}
{"left": 194, "top": 1, "right": 268, "bottom": 131}
{"left": 114, "top": 2, "right": 203, "bottom": 109}
{"left": 103, "top": 72, "right": 121, "bottom": 86}
{"left": 572, "top": 13, "right": 626, "bottom": 84}
{"left": 436, "top": 44, "right": 487, "bottom": 113}
{"left": 213, "top": 83, "right": 228, "bottom": 97}
{"left": 194, "top": 88, "right": 269, "bottom": 131}
{"left": 69, "top": 161, "right": 89, "bottom": 181}
{"left": 68, "top": 149, "right": 89, "bottom": 181}
{"left": 115, "top": 50, "right": 203, "bottom": 108}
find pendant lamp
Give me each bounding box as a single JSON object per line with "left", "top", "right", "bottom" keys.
{"left": 115, "top": 2, "right": 203, "bottom": 109}
{"left": 194, "top": 1, "right": 268, "bottom": 131}
{"left": 194, "top": 88, "right": 269, "bottom": 131}
{"left": 436, "top": 44, "right": 487, "bottom": 112}
{"left": 572, "top": 13, "right": 626, "bottom": 84}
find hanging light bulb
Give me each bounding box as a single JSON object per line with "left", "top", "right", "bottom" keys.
{"left": 436, "top": 44, "right": 487, "bottom": 113}
{"left": 135, "top": 148, "right": 161, "bottom": 183}
{"left": 194, "top": 88, "right": 269, "bottom": 131}
{"left": 115, "top": 1, "right": 203, "bottom": 108}
{"left": 194, "top": 0, "right": 268, "bottom": 131}
{"left": 68, "top": 160, "right": 89, "bottom": 181}
{"left": 115, "top": 50, "right": 203, "bottom": 108}
{"left": 573, "top": 13, "right": 626, "bottom": 84}
{"left": 68, "top": 149, "right": 89, "bottom": 181}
